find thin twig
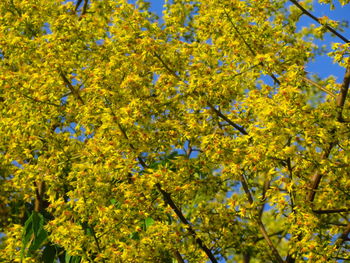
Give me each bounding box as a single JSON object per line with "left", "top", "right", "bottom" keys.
{"left": 223, "top": 8, "right": 281, "bottom": 85}
{"left": 207, "top": 102, "right": 248, "bottom": 135}
{"left": 336, "top": 60, "right": 350, "bottom": 121}
{"left": 156, "top": 183, "right": 218, "bottom": 263}
{"left": 153, "top": 52, "right": 247, "bottom": 136}
{"left": 302, "top": 76, "right": 336, "bottom": 98}
{"left": 19, "top": 92, "right": 61, "bottom": 107}
{"left": 89, "top": 224, "right": 106, "bottom": 263}
{"left": 59, "top": 69, "right": 85, "bottom": 105}
{"left": 288, "top": 0, "right": 349, "bottom": 43}
{"left": 240, "top": 174, "right": 284, "bottom": 263}
{"left": 109, "top": 105, "right": 218, "bottom": 263}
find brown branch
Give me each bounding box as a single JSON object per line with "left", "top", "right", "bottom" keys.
{"left": 21, "top": 93, "right": 61, "bottom": 107}
{"left": 340, "top": 223, "right": 350, "bottom": 241}
{"left": 81, "top": 0, "right": 89, "bottom": 16}
{"left": 110, "top": 107, "right": 218, "bottom": 263}
{"left": 223, "top": 8, "right": 281, "bottom": 85}
{"left": 254, "top": 230, "right": 285, "bottom": 243}
{"left": 153, "top": 52, "right": 183, "bottom": 82}
{"left": 207, "top": 102, "right": 248, "bottom": 135}
{"left": 306, "top": 20, "right": 350, "bottom": 206}
{"left": 332, "top": 222, "right": 350, "bottom": 260}
{"left": 288, "top": 0, "right": 349, "bottom": 43}
{"left": 307, "top": 142, "right": 334, "bottom": 202}
{"left": 34, "top": 181, "right": 45, "bottom": 213}
{"left": 74, "top": 0, "right": 83, "bottom": 13}
{"left": 240, "top": 174, "right": 284, "bottom": 263}
{"left": 156, "top": 183, "right": 218, "bottom": 263}
{"left": 59, "top": 69, "right": 85, "bottom": 105}
{"left": 173, "top": 250, "right": 185, "bottom": 263}
{"left": 89, "top": 225, "right": 106, "bottom": 263}
{"left": 258, "top": 179, "right": 270, "bottom": 219}
{"left": 243, "top": 253, "right": 251, "bottom": 263}
{"left": 153, "top": 53, "right": 248, "bottom": 136}
{"left": 336, "top": 60, "right": 350, "bottom": 121}
{"left": 302, "top": 76, "right": 336, "bottom": 98}
{"left": 313, "top": 208, "right": 350, "bottom": 214}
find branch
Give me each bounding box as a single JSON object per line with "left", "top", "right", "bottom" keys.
{"left": 307, "top": 142, "right": 334, "bottom": 202}
{"left": 336, "top": 60, "right": 350, "bottom": 121}
{"left": 223, "top": 9, "right": 281, "bottom": 85}
{"left": 74, "top": 0, "right": 83, "bottom": 13}
{"left": 258, "top": 179, "right": 270, "bottom": 219}
{"left": 18, "top": 91, "right": 62, "bottom": 107}
{"left": 302, "top": 76, "right": 336, "bottom": 98}
{"left": 58, "top": 69, "right": 85, "bottom": 105}
{"left": 288, "top": 0, "right": 349, "bottom": 43}
{"left": 339, "top": 223, "right": 350, "bottom": 241}
{"left": 173, "top": 250, "right": 186, "bottom": 263}
{"left": 89, "top": 225, "right": 106, "bottom": 263}
{"left": 240, "top": 174, "right": 284, "bottom": 263}
{"left": 75, "top": 0, "right": 89, "bottom": 18}
{"left": 313, "top": 208, "right": 350, "bottom": 214}
{"left": 81, "top": 0, "right": 89, "bottom": 16}
{"left": 207, "top": 102, "right": 248, "bottom": 135}
{"left": 153, "top": 52, "right": 183, "bottom": 82}
{"left": 109, "top": 107, "right": 218, "bottom": 263}
{"left": 332, "top": 222, "right": 350, "bottom": 260}
{"left": 34, "top": 181, "right": 46, "bottom": 213}
{"left": 156, "top": 184, "right": 218, "bottom": 263}
{"left": 153, "top": 52, "right": 248, "bottom": 136}
{"left": 254, "top": 230, "right": 285, "bottom": 243}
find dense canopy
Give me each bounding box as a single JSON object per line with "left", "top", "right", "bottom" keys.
{"left": 1, "top": 0, "right": 350, "bottom": 262}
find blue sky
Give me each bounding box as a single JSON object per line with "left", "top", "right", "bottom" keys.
{"left": 143, "top": 0, "right": 350, "bottom": 81}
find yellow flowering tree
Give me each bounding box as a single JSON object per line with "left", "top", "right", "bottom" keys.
{"left": 1, "top": 0, "right": 350, "bottom": 262}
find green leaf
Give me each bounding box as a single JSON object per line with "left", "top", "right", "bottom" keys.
{"left": 130, "top": 231, "right": 140, "bottom": 240}
{"left": 65, "top": 252, "right": 82, "bottom": 263}
{"left": 42, "top": 244, "right": 56, "bottom": 263}
{"left": 110, "top": 198, "right": 121, "bottom": 208}
{"left": 21, "top": 211, "right": 48, "bottom": 258}
{"left": 144, "top": 217, "right": 155, "bottom": 230}
{"left": 32, "top": 211, "right": 41, "bottom": 237}
{"left": 29, "top": 227, "right": 48, "bottom": 251}
{"left": 21, "top": 216, "right": 33, "bottom": 258}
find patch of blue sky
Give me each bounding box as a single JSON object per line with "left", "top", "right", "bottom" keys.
{"left": 295, "top": 2, "right": 350, "bottom": 81}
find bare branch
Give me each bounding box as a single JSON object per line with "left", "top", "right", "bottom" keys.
{"left": 336, "top": 60, "right": 350, "bottom": 121}
{"left": 74, "top": 0, "right": 83, "bottom": 13}
{"left": 307, "top": 143, "right": 334, "bottom": 202}
{"left": 302, "top": 76, "right": 336, "bottom": 98}
{"left": 89, "top": 224, "right": 106, "bottom": 263}
{"left": 81, "top": 0, "right": 89, "bottom": 16}
{"left": 207, "top": 102, "right": 248, "bottom": 135}
{"left": 59, "top": 69, "right": 85, "bottom": 105}
{"left": 173, "top": 250, "right": 186, "bottom": 263}
{"left": 289, "top": 0, "right": 349, "bottom": 43}
{"left": 313, "top": 208, "right": 350, "bottom": 214}
{"left": 109, "top": 105, "right": 218, "bottom": 263}
{"left": 240, "top": 174, "right": 284, "bottom": 263}
{"left": 153, "top": 52, "right": 248, "bottom": 136}
{"left": 156, "top": 183, "right": 219, "bottom": 263}
{"left": 223, "top": 8, "right": 281, "bottom": 85}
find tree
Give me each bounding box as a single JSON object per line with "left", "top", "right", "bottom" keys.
{"left": 0, "top": 0, "right": 350, "bottom": 262}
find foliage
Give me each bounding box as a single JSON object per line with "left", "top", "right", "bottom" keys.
{"left": 0, "top": 0, "right": 350, "bottom": 262}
